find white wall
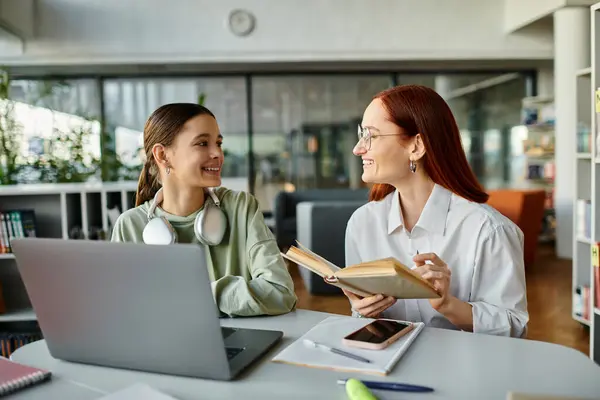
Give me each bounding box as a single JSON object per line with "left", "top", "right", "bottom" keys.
{"left": 0, "top": 0, "right": 554, "bottom": 65}
{"left": 505, "top": 0, "right": 566, "bottom": 33}
{"left": 504, "top": 0, "right": 596, "bottom": 33}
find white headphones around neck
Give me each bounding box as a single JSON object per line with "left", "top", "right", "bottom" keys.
{"left": 142, "top": 187, "right": 227, "bottom": 246}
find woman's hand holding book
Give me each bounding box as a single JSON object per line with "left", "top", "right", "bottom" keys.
{"left": 343, "top": 290, "right": 396, "bottom": 318}
{"left": 411, "top": 252, "right": 451, "bottom": 311}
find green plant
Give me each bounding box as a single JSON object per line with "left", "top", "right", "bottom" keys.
{"left": 0, "top": 69, "right": 162, "bottom": 185}
{"left": 98, "top": 125, "right": 141, "bottom": 182}
{"left": 25, "top": 115, "right": 100, "bottom": 183}
{"left": 0, "top": 68, "right": 23, "bottom": 185}
{"left": 14, "top": 76, "right": 141, "bottom": 184}
{"left": 0, "top": 70, "right": 106, "bottom": 184}
{"left": 198, "top": 92, "right": 206, "bottom": 106}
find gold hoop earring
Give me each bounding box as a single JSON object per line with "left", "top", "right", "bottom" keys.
{"left": 409, "top": 160, "right": 417, "bottom": 173}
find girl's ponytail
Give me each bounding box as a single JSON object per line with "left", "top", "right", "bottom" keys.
{"left": 135, "top": 159, "right": 160, "bottom": 206}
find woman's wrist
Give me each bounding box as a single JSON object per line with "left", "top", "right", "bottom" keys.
{"left": 436, "top": 296, "right": 474, "bottom": 332}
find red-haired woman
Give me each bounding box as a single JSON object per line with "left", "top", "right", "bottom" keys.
{"left": 344, "top": 85, "right": 528, "bottom": 338}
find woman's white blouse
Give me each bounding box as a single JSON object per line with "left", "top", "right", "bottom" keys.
{"left": 345, "top": 184, "right": 529, "bottom": 337}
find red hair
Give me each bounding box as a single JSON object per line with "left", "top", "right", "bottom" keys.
{"left": 368, "top": 85, "right": 488, "bottom": 203}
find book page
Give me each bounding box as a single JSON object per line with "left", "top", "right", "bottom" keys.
{"left": 338, "top": 258, "right": 399, "bottom": 276}
{"left": 294, "top": 241, "right": 341, "bottom": 273}
{"left": 337, "top": 265, "right": 396, "bottom": 277}
{"left": 281, "top": 248, "right": 333, "bottom": 277}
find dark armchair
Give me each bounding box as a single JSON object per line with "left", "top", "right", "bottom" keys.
{"left": 273, "top": 188, "right": 369, "bottom": 250}
{"left": 296, "top": 200, "right": 366, "bottom": 294}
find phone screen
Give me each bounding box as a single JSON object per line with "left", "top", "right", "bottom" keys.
{"left": 345, "top": 320, "right": 411, "bottom": 344}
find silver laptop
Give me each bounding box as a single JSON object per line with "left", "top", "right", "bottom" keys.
{"left": 10, "top": 237, "right": 283, "bottom": 381}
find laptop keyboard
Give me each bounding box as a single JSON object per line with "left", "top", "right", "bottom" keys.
{"left": 221, "top": 328, "right": 244, "bottom": 360}
{"left": 221, "top": 327, "right": 237, "bottom": 339}
{"left": 226, "top": 347, "right": 244, "bottom": 360}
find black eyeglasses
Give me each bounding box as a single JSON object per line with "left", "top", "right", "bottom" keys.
{"left": 357, "top": 125, "right": 404, "bottom": 150}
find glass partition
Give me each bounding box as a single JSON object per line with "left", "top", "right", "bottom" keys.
{"left": 251, "top": 75, "right": 392, "bottom": 210}
{"left": 102, "top": 77, "right": 248, "bottom": 182}
{"left": 2, "top": 71, "right": 531, "bottom": 213}
{"left": 4, "top": 79, "right": 101, "bottom": 184}
{"left": 397, "top": 73, "right": 528, "bottom": 190}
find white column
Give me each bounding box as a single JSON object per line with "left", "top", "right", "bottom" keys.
{"left": 536, "top": 67, "right": 554, "bottom": 98}
{"left": 146, "top": 81, "right": 160, "bottom": 119}
{"left": 554, "top": 7, "right": 590, "bottom": 259}
{"left": 434, "top": 75, "right": 453, "bottom": 99}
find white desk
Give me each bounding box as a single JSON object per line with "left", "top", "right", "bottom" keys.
{"left": 6, "top": 377, "right": 103, "bottom": 400}
{"left": 10, "top": 310, "right": 600, "bottom": 400}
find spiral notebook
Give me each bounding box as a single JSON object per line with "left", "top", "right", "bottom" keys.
{"left": 0, "top": 356, "right": 51, "bottom": 396}
{"left": 271, "top": 316, "right": 424, "bottom": 376}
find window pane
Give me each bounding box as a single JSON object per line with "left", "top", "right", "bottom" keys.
{"left": 5, "top": 79, "right": 101, "bottom": 184}
{"left": 478, "top": 75, "right": 527, "bottom": 189}
{"left": 102, "top": 77, "right": 248, "bottom": 186}
{"left": 252, "top": 75, "right": 391, "bottom": 211}
{"left": 396, "top": 73, "right": 527, "bottom": 189}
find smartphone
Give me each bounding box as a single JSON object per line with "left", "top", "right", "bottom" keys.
{"left": 342, "top": 319, "right": 414, "bottom": 350}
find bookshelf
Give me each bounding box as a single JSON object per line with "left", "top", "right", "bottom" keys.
{"left": 573, "top": 1, "right": 600, "bottom": 365}
{"left": 573, "top": 65, "right": 592, "bottom": 335}
{"left": 0, "top": 181, "right": 139, "bottom": 325}
{"left": 0, "top": 177, "right": 248, "bottom": 326}
{"left": 520, "top": 95, "right": 556, "bottom": 243}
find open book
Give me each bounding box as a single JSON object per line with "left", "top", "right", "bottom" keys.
{"left": 281, "top": 242, "right": 440, "bottom": 299}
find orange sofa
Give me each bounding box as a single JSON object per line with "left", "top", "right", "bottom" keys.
{"left": 486, "top": 189, "right": 548, "bottom": 267}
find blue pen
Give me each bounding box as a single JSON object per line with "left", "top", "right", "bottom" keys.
{"left": 337, "top": 379, "right": 434, "bottom": 393}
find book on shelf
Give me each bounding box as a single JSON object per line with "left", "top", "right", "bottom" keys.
{"left": 0, "top": 332, "right": 43, "bottom": 358}
{"left": 544, "top": 189, "right": 554, "bottom": 209}
{"left": 592, "top": 243, "right": 600, "bottom": 309}
{"left": 577, "top": 122, "right": 592, "bottom": 153}
{"left": 573, "top": 284, "right": 590, "bottom": 321}
{"left": 596, "top": 88, "right": 600, "bottom": 155}
{"left": 0, "top": 210, "right": 37, "bottom": 254}
{"left": 576, "top": 200, "right": 592, "bottom": 240}
{"left": 281, "top": 242, "right": 439, "bottom": 299}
